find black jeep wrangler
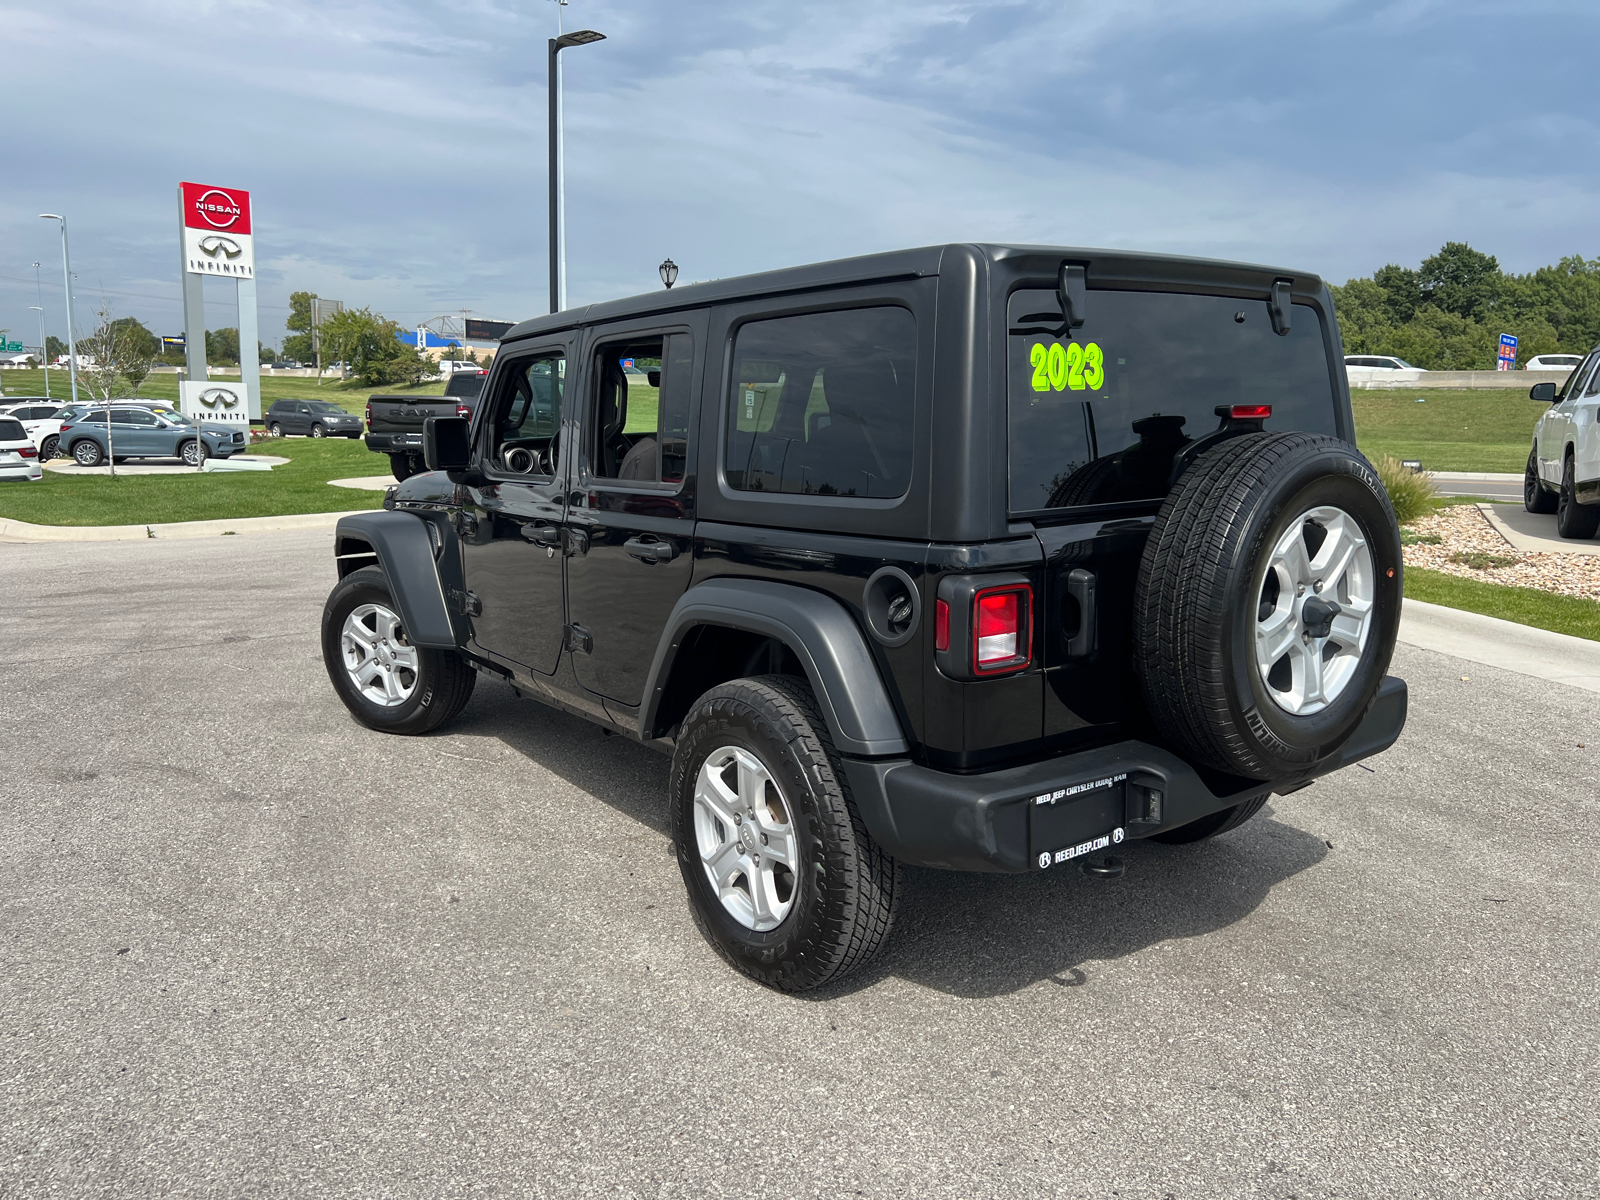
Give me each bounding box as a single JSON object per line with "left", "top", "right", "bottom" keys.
{"left": 320, "top": 244, "right": 1407, "bottom": 992}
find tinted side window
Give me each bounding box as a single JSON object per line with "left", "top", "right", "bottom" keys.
{"left": 725, "top": 307, "right": 916, "bottom": 499}
{"left": 488, "top": 355, "right": 564, "bottom": 477}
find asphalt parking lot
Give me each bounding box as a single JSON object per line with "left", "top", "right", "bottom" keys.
{"left": 2, "top": 532, "right": 1596, "bottom": 1199}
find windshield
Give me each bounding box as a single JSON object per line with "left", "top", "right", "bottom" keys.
{"left": 307, "top": 401, "right": 345, "bottom": 413}
{"left": 1007, "top": 288, "right": 1338, "bottom": 514}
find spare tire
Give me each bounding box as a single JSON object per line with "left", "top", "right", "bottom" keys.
{"left": 1134, "top": 432, "right": 1402, "bottom": 780}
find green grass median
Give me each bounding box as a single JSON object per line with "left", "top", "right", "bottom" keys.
{"left": 0, "top": 437, "right": 386, "bottom": 527}
{"left": 1405, "top": 565, "right": 1600, "bottom": 642}
{"left": 1352, "top": 388, "right": 1545, "bottom": 473}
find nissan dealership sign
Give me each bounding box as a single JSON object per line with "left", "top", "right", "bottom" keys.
{"left": 181, "top": 182, "right": 254, "bottom": 278}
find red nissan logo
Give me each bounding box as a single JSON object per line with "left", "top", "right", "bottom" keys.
{"left": 195, "top": 189, "right": 243, "bottom": 229}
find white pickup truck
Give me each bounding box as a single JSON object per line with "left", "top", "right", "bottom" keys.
{"left": 1526, "top": 346, "right": 1600, "bottom": 538}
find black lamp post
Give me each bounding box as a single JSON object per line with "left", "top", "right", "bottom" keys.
{"left": 659, "top": 259, "right": 678, "bottom": 289}
{"left": 548, "top": 28, "right": 606, "bottom": 314}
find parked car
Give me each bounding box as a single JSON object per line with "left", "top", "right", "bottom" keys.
{"left": 364, "top": 372, "right": 486, "bottom": 480}
{"left": 0, "top": 400, "right": 66, "bottom": 460}
{"left": 57, "top": 405, "right": 244, "bottom": 467}
{"left": 265, "top": 398, "right": 364, "bottom": 438}
{"left": 1527, "top": 346, "right": 1600, "bottom": 538}
{"left": 323, "top": 243, "right": 1408, "bottom": 992}
{"left": 0, "top": 416, "right": 43, "bottom": 482}
{"left": 1525, "top": 354, "right": 1582, "bottom": 372}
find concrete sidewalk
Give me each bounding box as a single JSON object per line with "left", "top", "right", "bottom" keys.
{"left": 1398, "top": 597, "right": 1600, "bottom": 693}
{"left": 0, "top": 508, "right": 374, "bottom": 543}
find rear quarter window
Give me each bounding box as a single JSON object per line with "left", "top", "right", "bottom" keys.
{"left": 1007, "top": 288, "right": 1338, "bottom": 514}
{"left": 725, "top": 307, "right": 916, "bottom": 499}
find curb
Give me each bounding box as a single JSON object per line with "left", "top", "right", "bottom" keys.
{"left": 0, "top": 508, "right": 377, "bottom": 544}
{"left": 1398, "top": 598, "right": 1600, "bottom": 694}
{"left": 1426, "top": 471, "right": 1522, "bottom": 482}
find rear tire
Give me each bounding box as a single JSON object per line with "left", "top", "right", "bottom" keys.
{"left": 1525, "top": 448, "right": 1557, "bottom": 514}
{"left": 1134, "top": 432, "right": 1403, "bottom": 781}
{"left": 1557, "top": 452, "right": 1600, "bottom": 539}
{"left": 389, "top": 453, "right": 418, "bottom": 482}
{"left": 269, "top": 422, "right": 284, "bottom": 437}
{"left": 321, "top": 566, "right": 475, "bottom": 735}
{"left": 1152, "top": 797, "right": 1268, "bottom": 844}
{"left": 670, "top": 675, "right": 900, "bottom": 992}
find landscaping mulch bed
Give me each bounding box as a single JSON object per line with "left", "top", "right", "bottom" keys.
{"left": 1401, "top": 503, "right": 1600, "bottom": 601}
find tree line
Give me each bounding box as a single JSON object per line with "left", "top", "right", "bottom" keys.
{"left": 1331, "top": 243, "right": 1600, "bottom": 369}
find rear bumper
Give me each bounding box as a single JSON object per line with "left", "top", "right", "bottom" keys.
{"left": 842, "top": 675, "right": 1408, "bottom": 873}
{"left": 365, "top": 433, "right": 423, "bottom": 454}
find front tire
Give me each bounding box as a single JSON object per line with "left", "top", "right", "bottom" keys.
{"left": 40, "top": 435, "right": 59, "bottom": 461}
{"left": 72, "top": 439, "right": 104, "bottom": 467}
{"left": 670, "top": 675, "right": 900, "bottom": 992}
{"left": 311, "top": 423, "right": 326, "bottom": 438}
{"left": 1525, "top": 448, "right": 1557, "bottom": 514}
{"left": 1557, "top": 453, "right": 1600, "bottom": 539}
{"left": 180, "top": 439, "right": 209, "bottom": 467}
{"left": 321, "top": 566, "right": 475, "bottom": 735}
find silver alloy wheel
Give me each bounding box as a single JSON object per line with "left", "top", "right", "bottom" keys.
{"left": 1254, "top": 505, "right": 1375, "bottom": 716}
{"left": 692, "top": 745, "right": 800, "bottom": 931}
{"left": 311, "top": 424, "right": 325, "bottom": 438}
{"left": 73, "top": 440, "right": 101, "bottom": 466}
{"left": 341, "top": 602, "right": 419, "bottom": 707}
{"left": 269, "top": 422, "right": 283, "bottom": 437}
{"left": 182, "top": 440, "right": 207, "bottom": 467}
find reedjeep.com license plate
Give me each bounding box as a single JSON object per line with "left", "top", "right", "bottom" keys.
{"left": 1030, "top": 773, "right": 1127, "bottom": 870}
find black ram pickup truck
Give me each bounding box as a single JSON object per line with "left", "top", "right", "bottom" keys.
{"left": 320, "top": 244, "right": 1408, "bottom": 992}
{"left": 364, "top": 369, "right": 487, "bottom": 481}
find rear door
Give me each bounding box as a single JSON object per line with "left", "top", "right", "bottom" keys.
{"left": 564, "top": 315, "right": 704, "bottom": 707}
{"left": 111, "top": 407, "right": 159, "bottom": 457}
{"left": 457, "top": 343, "right": 572, "bottom": 676}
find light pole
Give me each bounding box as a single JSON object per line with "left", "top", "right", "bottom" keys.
{"left": 32, "top": 263, "right": 48, "bottom": 398}
{"left": 659, "top": 259, "right": 679, "bottom": 289}
{"left": 548, "top": 27, "right": 605, "bottom": 313}
{"left": 38, "top": 215, "right": 80, "bottom": 404}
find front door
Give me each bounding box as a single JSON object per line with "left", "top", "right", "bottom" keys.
{"left": 458, "top": 347, "right": 571, "bottom": 676}
{"left": 565, "top": 321, "right": 702, "bottom": 707}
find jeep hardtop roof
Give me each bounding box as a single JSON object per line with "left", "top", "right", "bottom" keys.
{"left": 501, "top": 243, "right": 1328, "bottom": 343}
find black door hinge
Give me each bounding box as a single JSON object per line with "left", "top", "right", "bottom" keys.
{"left": 447, "top": 588, "right": 482, "bottom": 617}
{"left": 564, "top": 623, "right": 593, "bottom": 654}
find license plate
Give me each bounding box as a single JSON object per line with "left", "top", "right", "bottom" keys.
{"left": 1030, "top": 774, "right": 1127, "bottom": 870}
{"left": 400, "top": 434, "right": 422, "bottom": 446}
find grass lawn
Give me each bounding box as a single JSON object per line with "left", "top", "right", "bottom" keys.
{"left": 1352, "top": 388, "right": 1546, "bottom": 473}
{"left": 0, "top": 436, "right": 386, "bottom": 527}
{"left": 0, "top": 368, "right": 445, "bottom": 417}
{"left": 1405, "top": 565, "right": 1600, "bottom": 642}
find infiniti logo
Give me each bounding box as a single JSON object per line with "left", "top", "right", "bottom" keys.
{"left": 199, "top": 388, "right": 240, "bottom": 409}
{"left": 195, "top": 189, "right": 244, "bottom": 228}
{"left": 198, "top": 235, "right": 242, "bottom": 260}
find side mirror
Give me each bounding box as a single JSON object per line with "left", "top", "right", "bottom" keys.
{"left": 1530, "top": 382, "right": 1558, "bottom": 403}
{"left": 424, "top": 415, "right": 472, "bottom": 473}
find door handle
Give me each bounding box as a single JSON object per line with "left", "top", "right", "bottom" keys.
{"left": 521, "top": 523, "right": 561, "bottom": 547}
{"left": 625, "top": 535, "right": 676, "bottom": 564}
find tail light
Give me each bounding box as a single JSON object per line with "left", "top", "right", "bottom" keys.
{"left": 19, "top": 446, "right": 39, "bottom": 458}
{"left": 364, "top": 402, "right": 372, "bottom": 428}
{"left": 933, "top": 573, "right": 1034, "bottom": 680}
{"left": 972, "top": 584, "right": 1032, "bottom": 674}
{"left": 456, "top": 403, "right": 471, "bottom": 419}
{"left": 59, "top": 424, "right": 73, "bottom": 432}
{"left": 1229, "top": 404, "right": 1272, "bottom": 419}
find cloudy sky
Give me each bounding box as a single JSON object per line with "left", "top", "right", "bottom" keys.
{"left": 3, "top": 0, "right": 1596, "bottom": 350}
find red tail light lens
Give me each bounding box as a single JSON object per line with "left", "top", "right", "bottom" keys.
{"left": 972, "top": 584, "right": 1032, "bottom": 673}
{"left": 19, "top": 446, "right": 39, "bottom": 458}
{"left": 456, "top": 403, "right": 471, "bottom": 419}
{"left": 59, "top": 424, "right": 73, "bottom": 432}
{"left": 934, "top": 599, "right": 950, "bottom": 652}
{"left": 364, "top": 402, "right": 372, "bottom": 428}
{"left": 1230, "top": 404, "right": 1272, "bottom": 419}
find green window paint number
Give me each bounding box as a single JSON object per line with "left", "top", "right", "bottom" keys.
{"left": 1028, "top": 340, "right": 1105, "bottom": 393}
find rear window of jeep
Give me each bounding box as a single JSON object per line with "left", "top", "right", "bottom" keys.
{"left": 725, "top": 307, "right": 916, "bottom": 499}
{"left": 1006, "top": 288, "right": 1337, "bottom": 514}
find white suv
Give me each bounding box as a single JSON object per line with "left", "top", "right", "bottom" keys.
{"left": 1527, "top": 346, "right": 1600, "bottom": 538}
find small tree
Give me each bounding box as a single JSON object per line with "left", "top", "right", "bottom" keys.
{"left": 77, "top": 306, "right": 146, "bottom": 477}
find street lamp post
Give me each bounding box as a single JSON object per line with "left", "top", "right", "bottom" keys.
{"left": 31, "top": 260, "right": 48, "bottom": 399}
{"left": 659, "top": 259, "right": 679, "bottom": 289}
{"left": 547, "top": 27, "right": 605, "bottom": 314}
{"left": 38, "top": 215, "right": 80, "bottom": 404}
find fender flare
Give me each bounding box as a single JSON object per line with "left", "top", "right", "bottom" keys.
{"left": 334, "top": 511, "right": 461, "bottom": 648}
{"left": 639, "top": 578, "right": 910, "bottom": 757}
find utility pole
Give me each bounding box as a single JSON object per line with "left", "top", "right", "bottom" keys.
{"left": 38, "top": 215, "right": 80, "bottom": 403}
{"left": 32, "top": 263, "right": 48, "bottom": 398}
{"left": 547, "top": 5, "right": 605, "bottom": 313}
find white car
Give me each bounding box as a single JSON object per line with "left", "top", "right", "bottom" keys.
{"left": 1525, "top": 354, "right": 1582, "bottom": 372}
{"left": 0, "top": 415, "right": 44, "bottom": 482}
{"left": 0, "top": 401, "right": 67, "bottom": 460}
{"left": 1527, "top": 346, "right": 1600, "bottom": 538}
{"left": 1344, "top": 355, "right": 1425, "bottom": 371}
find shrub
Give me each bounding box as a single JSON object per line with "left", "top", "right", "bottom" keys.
{"left": 1374, "top": 454, "right": 1437, "bottom": 525}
